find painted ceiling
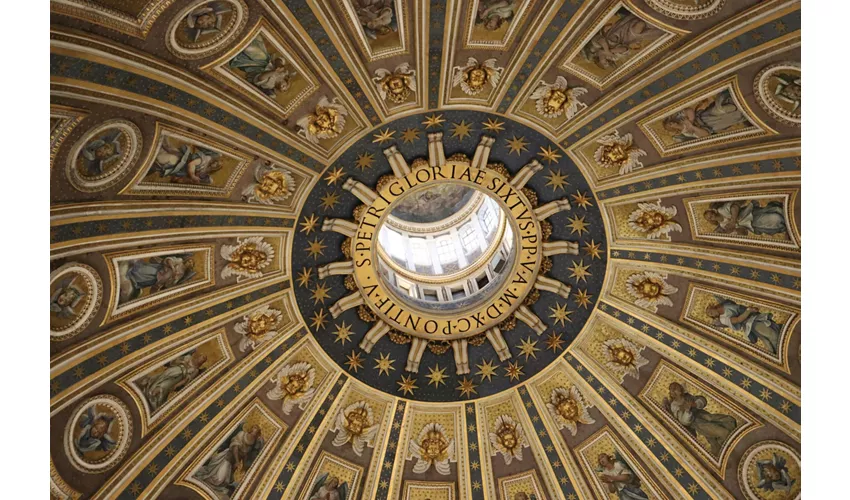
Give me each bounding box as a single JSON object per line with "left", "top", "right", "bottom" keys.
{"left": 49, "top": 1, "right": 801, "bottom": 499}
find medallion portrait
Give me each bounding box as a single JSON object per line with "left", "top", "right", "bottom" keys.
{"left": 754, "top": 61, "right": 801, "bottom": 127}
{"left": 50, "top": 263, "right": 102, "bottom": 341}
{"left": 166, "top": 0, "right": 248, "bottom": 59}
{"left": 738, "top": 440, "right": 800, "bottom": 500}
{"left": 63, "top": 395, "right": 133, "bottom": 474}
{"left": 65, "top": 119, "right": 142, "bottom": 192}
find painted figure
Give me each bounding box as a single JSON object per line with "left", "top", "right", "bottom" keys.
{"left": 75, "top": 406, "right": 116, "bottom": 455}
{"left": 663, "top": 382, "right": 737, "bottom": 456}
{"left": 477, "top": 0, "right": 518, "bottom": 31}
{"left": 80, "top": 130, "right": 123, "bottom": 176}
{"left": 353, "top": 0, "right": 397, "bottom": 39}
{"left": 136, "top": 350, "right": 208, "bottom": 412}
{"left": 513, "top": 493, "right": 537, "bottom": 500}
{"left": 705, "top": 299, "right": 781, "bottom": 355}
{"left": 662, "top": 90, "right": 752, "bottom": 142}
{"left": 184, "top": 2, "right": 233, "bottom": 42}
{"left": 756, "top": 453, "right": 796, "bottom": 492}
{"left": 51, "top": 275, "right": 87, "bottom": 319}
{"left": 582, "top": 9, "right": 664, "bottom": 70}
{"left": 597, "top": 453, "right": 649, "bottom": 500}
{"left": 194, "top": 424, "right": 264, "bottom": 498}
{"left": 229, "top": 36, "right": 294, "bottom": 98}
{"left": 150, "top": 141, "right": 223, "bottom": 185}
{"left": 308, "top": 473, "right": 349, "bottom": 500}
{"left": 120, "top": 254, "right": 196, "bottom": 303}
{"left": 702, "top": 200, "right": 787, "bottom": 237}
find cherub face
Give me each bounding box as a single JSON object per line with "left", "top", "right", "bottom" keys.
{"left": 467, "top": 68, "right": 488, "bottom": 89}
{"left": 90, "top": 418, "right": 109, "bottom": 438}
{"left": 248, "top": 313, "right": 275, "bottom": 336}
{"left": 258, "top": 171, "right": 287, "bottom": 198}
{"left": 56, "top": 288, "right": 80, "bottom": 307}
{"left": 633, "top": 211, "right": 667, "bottom": 231}
{"left": 387, "top": 76, "right": 405, "bottom": 93}
{"left": 345, "top": 408, "right": 369, "bottom": 435}
{"left": 497, "top": 426, "right": 518, "bottom": 450}
{"left": 283, "top": 373, "right": 307, "bottom": 395}
{"left": 545, "top": 89, "right": 568, "bottom": 112}
{"left": 600, "top": 143, "right": 628, "bottom": 165}
{"left": 421, "top": 431, "right": 447, "bottom": 461}
{"left": 608, "top": 345, "right": 635, "bottom": 367}
{"left": 556, "top": 396, "right": 579, "bottom": 421}
{"left": 314, "top": 110, "right": 335, "bottom": 132}
{"left": 94, "top": 142, "right": 116, "bottom": 160}
{"left": 195, "top": 12, "right": 218, "bottom": 29}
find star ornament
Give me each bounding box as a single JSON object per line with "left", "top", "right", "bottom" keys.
{"left": 545, "top": 333, "right": 565, "bottom": 352}
{"left": 538, "top": 145, "right": 562, "bottom": 164}
{"left": 456, "top": 377, "right": 478, "bottom": 398}
{"left": 310, "top": 309, "right": 328, "bottom": 330}
{"left": 346, "top": 350, "right": 364, "bottom": 372}
{"left": 397, "top": 375, "right": 418, "bottom": 396}
{"left": 518, "top": 337, "right": 540, "bottom": 360}
{"left": 567, "top": 215, "right": 589, "bottom": 236}
{"left": 569, "top": 259, "right": 592, "bottom": 283}
{"left": 505, "top": 361, "right": 524, "bottom": 381}
{"left": 583, "top": 239, "right": 602, "bottom": 260}
{"left": 505, "top": 135, "right": 529, "bottom": 155}
{"left": 426, "top": 364, "right": 448, "bottom": 387}
{"left": 324, "top": 166, "right": 345, "bottom": 185}
{"left": 450, "top": 120, "right": 473, "bottom": 140}
{"left": 482, "top": 118, "right": 505, "bottom": 132}
{"left": 332, "top": 321, "right": 353, "bottom": 344}
{"left": 549, "top": 302, "right": 573, "bottom": 326}
{"left": 374, "top": 352, "right": 395, "bottom": 376}
{"left": 299, "top": 214, "right": 319, "bottom": 234}
{"left": 401, "top": 127, "right": 420, "bottom": 144}
{"left": 476, "top": 359, "right": 498, "bottom": 382}
{"left": 544, "top": 169, "right": 569, "bottom": 192}
{"left": 296, "top": 267, "right": 313, "bottom": 288}
{"left": 320, "top": 192, "right": 340, "bottom": 210}
{"left": 571, "top": 190, "right": 593, "bottom": 209}
{"left": 311, "top": 281, "right": 331, "bottom": 304}
{"left": 422, "top": 113, "right": 445, "bottom": 128}
{"left": 355, "top": 152, "right": 375, "bottom": 170}
{"left": 573, "top": 289, "right": 593, "bottom": 309}
{"left": 372, "top": 128, "right": 395, "bottom": 144}
{"left": 306, "top": 237, "right": 326, "bottom": 259}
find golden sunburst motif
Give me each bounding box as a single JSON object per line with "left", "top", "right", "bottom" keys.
{"left": 505, "top": 135, "right": 529, "bottom": 155}
{"left": 372, "top": 128, "right": 395, "bottom": 144}
{"left": 456, "top": 377, "right": 477, "bottom": 399}
{"left": 544, "top": 169, "right": 569, "bottom": 192}
{"left": 482, "top": 118, "right": 505, "bottom": 132}
{"left": 549, "top": 302, "right": 573, "bottom": 326}
{"left": 569, "top": 259, "right": 592, "bottom": 283}
{"left": 401, "top": 127, "right": 420, "bottom": 144}
{"left": 538, "top": 145, "right": 562, "bottom": 164}
{"left": 476, "top": 359, "right": 498, "bottom": 382}
{"left": 505, "top": 361, "right": 524, "bottom": 381}
{"left": 567, "top": 215, "right": 589, "bottom": 235}
{"left": 319, "top": 191, "right": 340, "bottom": 210}
{"left": 345, "top": 350, "right": 364, "bottom": 372}
{"left": 296, "top": 267, "right": 313, "bottom": 288}
{"left": 583, "top": 239, "right": 602, "bottom": 259}
{"left": 324, "top": 166, "right": 345, "bottom": 185}
{"left": 355, "top": 152, "right": 375, "bottom": 170}
{"left": 422, "top": 113, "right": 445, "bottom": 128}
{"left": 374, "top": 352, "right": 395, "bottom": 376}
{"left": 397, "top": 375, "right": 418, "bottom": 396}
{"left": 571, "top": 190, "right": 593, "bottom": 209}
{"left": 518, "top": 337, "right": 540, "bottom": 360}
{"left": 305, "top": 237, "right": 326, "bottom": 259}
{"left": 426, "top": 364, "right": 448, "bottom": 387}
{"left": 310, "top": 308, "right": 328, "bottom": 330}
{"left": 450, "top": 120, "right": 473, "bottom": 140}
{"left": 332, "top": 322, "right": 353, "bottom": 344}
{"left": 299, "top": 214, "right": 319, "bottom": 234}
{"left": 310, "top": 281, "right": 331, "bottom": 304}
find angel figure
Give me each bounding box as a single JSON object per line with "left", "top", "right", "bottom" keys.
{"left": 529, "top": 76, "right": 588, "bottom": 120}
{"left": 194, "top": 424, "right": 264, "bottom": 498}
{"left": 661, "top": 90, "right": 752, "bottom": 142}
{"left": 80, "top": 129, "right": 123, "bottom": 176}
{"left": 663, "top": 382, "right": 737, "bottom": 456}
{"left": 242, "top": 161, "right": 295, "bottom": 205}
{"left": 119, "top": 254, "right": 196, "bottom": 303}
{"left": 266, "top": 362, "right": 316, "bottom": 415}
{"left": 136, "top": 350, "right": 207, "bottom": 413}
{"left": 452, "top": 57, "right": 503, "bottom": 96}
{"left": 151, "top": 141, "right": 223, "bottom": 185}
{"left": 477, "top": 0, "right": 518, "bottom": 31}
{"left": 229, "top": 35, "right": 295, "bottom": 99}
{"left": 373, "top": 63, "right": 416, "bottom": 104}
{"left": 702, "top": 199, "right": 787, "bottom": 237}
{"left": 308, "top": 473, "right": 349, "bottom": 500}
{"left": 489, "top": 415, "right": 526, "bottom": 465}
{"left": 408, "top": 422, "right": 456, "bottom": 475}
{"left": 597, "top": 452, "right": 649, "bottom": 500}
{"left": 331, "top": 401, "right": 379, "bottom": 456}
{"left": 51, "top": 275, "right": 87, "bottom": 319}
{"left": 297, "top": 97, "right": 348, "bottom": 144}
{"left": 185, "top": 2, "right": 233, "bottom": 42}
{"left": 581, "top": 9, "right": 664, "bottom": 71}
{"left": 756, "top": 453, "right": 796, "bottom": 492}
{"left": 75, "top": 406, "right": 117, "bottom": 455}
{"left": 705, "top": 299, "right": 781, "bottom": 355}
{"left": 354, "top": 0, "right": 397, "bottom": 39}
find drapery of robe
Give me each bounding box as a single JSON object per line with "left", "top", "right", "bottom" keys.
{"left": 713, "top": 201, "right": 787, "bottom": 236}
{"left": 600, "top": 461, "right": 649, "bottom": 500}
{"left": 716, "top": 300, "right": 781, "bottom": 354}
{"left": 139, "top": 353, "right": 202, "bottom": 412}
{"left": 194, "top": 430, "right": 263, "bottom": 497}
{"left": 693, "top": 91, "right": 749, "bottom": 134}
{"left": 668, "top": 396, "right": 737, "bottom": 455}
{"left": 583, "top": 12, "right": 664, "bottom": 68}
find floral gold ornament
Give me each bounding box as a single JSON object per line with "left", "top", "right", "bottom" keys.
{"left": 602, "top": 337, "right": 649, "bottom": 380}
{"left": 546, "top": 386, "right": 595, "bottom": 436}
{"left": 625, "top": 271, "right": 678, "bottom": 310}
{"left": 331, "top": 401, "right": 379, "bottom": 457}
{"left": 296, "top": 96, "right": 348, "bottom": 144}
{"left": 373, "top": 63, "right": 416, "bottom": 104}
{"left": 593, "top": 130, "right": 647, "bottom": 175}
{"left": 408, "top": 423, "right": 456, "bottom": 475}
{"left": 451, "top": 57, "right": 503, "bottom": 96}
{"left": 241, "top": 162, "right": 295, "bottom": 205}
{"left": 489, "top": 415, "right": 526, "bottom": 465}
{"left": 627, "top": 199, "right": 682, "bottom": 239}
{"left": 235, "top": 304, "right": 284, "bottom": 352}
{"left": 266, "top": 361, "right": 316, "bottom": 415}
{"left": 529, "top": 76, "right": 588, "bottom": 120}
{"left": 220, "top": 236, "right": 275, "bottom": 282}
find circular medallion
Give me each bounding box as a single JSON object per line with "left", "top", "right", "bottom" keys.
{"left": 166, "top": 0, "right": 248, "bottom": 60}
{"left": 754, "top": 62, "right": 801, "bottom": 127}
{"left": 64, "top": 395, "right": 133, "bottom": 474}
{"left": 50, "top": 263, "right": 103, "bottom": 341}
{"left": 738, "top": 440, "right": 800, "bottom": 500}
{"left": 65, "top": 120, "right": 142, "bottom": 193}
{"left": 646, "top": 0, "right": 725, "bottom": 20}
{"left": 292, "top": 111, "right": 607, "bottom": 401}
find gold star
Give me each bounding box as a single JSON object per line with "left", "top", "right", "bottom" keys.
{"left": 571, "top": 190, "right": 593, "bottom": 208}
{"left": 518, "top": 337, "right": 540, "bottom": 360}
{"left": 310, "top": 308, "right": 328, "bottom": 330}
{"left": 332, "top": 321, "right": 353, "bottom": 344}
{"left": 476, "top": 359, "right": 498, "bottom": 382}
{"left": 573, "top": 289, "right": 592, "bottom": 308}
{"left": 544, "top": 169, "right": 569, "bottom": 192}
{"left": 482, "top": 118, "right": 505, "bottom": 132}
{"left": 456, "top": 377, "right": 477, "bottom": 398}
{"left": 311, "top": 281, "right": 331, "bottom": 304}
{"left": 324, "top": 166, "right": 345, "bottom": 185}
{"left": 320, "top": 191, "right": 340, "bottom": 210}
{"left": 299, "top": 214, "right": 319, "bottom": 234}
{"left": 780, "top": 400, "right": 792, "bottom": 413}
{"left": 345, "top": 350, "right": 364, "bottom": 372}
{"left": 450, "top": 120, "right": 473, "bottom": 140}
{"left": 549, "top": 302, "right": 573, "bottom": 326}
{"left": 505, "top": 135, "right": 529, "bottom": 155}
{"left": 355, "top": 152, "right": 375, "bottom": 170}
{"left": 401, "top": 127, "right": 420, "bottom": 144}
{"left": 583, "top": 239, "right": 602, "bottom": 259}
{"left": 538, "top": 145, "right": 562, "bottom": 164}
{"left": 426, "top": 364, "right": 448, "bottom": 387}
{"left": 372, "top": 128, "right": 395, "bottom": 144}
{"left": 505, "top": 361, "right": 524, "bottom": 381}
{"left": 306, "top": 237, "right": 326, "bottom": 259}
{"left": 374, "top": 352, "right": 395, "bottom": 376}
{"left": 397, "top": 374, "right": 418, "bottom": 396}
{"left": 569, "top": 259, "right": 591, "bottom": 283}
{"left": 296, "top": 267, "right": 313, "bottom": 288}
{"left": 545, "top": 333, "right": 565, "bottom": 352}
{"left": 422, "top": 113, "right": 445, "bottom": 128}
{"left": 567, "top": 215, "right": 589, "bottom": 236}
